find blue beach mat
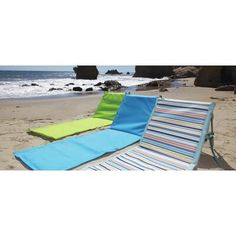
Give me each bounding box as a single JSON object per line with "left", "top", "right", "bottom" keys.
{"left": 14, "top": 95, "right": 157, "bottom": 170}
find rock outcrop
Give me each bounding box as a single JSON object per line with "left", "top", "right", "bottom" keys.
{"left": 194, "top": 66, "right": 236, "bottom": 87}
{"left": 133, "top": 66, "right": 173, "bottom": 78}
{"left": 173, "top": 66, "right": 200, "bottom": 78}
{"left": 103, "top": 80, "right": 122, "bottom": 90}
{"left": 73, "top": 66, "right": 98, "bottom": 80}
{"left": 145, "top": 80, "right": 162, "bottom": 87}
{"left": 215, "top": 85, "right": 235, "bottom": 91}
{"left": 105, "top": 69, "right": 122, "bottom": 75}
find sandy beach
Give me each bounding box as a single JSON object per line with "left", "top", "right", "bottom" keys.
{"left": 0, "top": 78, "right": 235, "bottom": 170}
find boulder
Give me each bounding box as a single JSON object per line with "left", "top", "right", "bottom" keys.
{"left": 85, "top": 87, "right": 93, "bottom": 92}
{"left": 94, "top": 82, "right": 102, "bottom": 86}
{"left": 146, "top": 80, "right": 161, "bottom": 87}
{"left": 100, "top": 87, "right": 108, "bottom": 91}
{"left": 194, "top": 66, "right": 236, "bottom": 87}
{"left": 105, "top": 69, "right": 122, "bottom": 75}
{"left": 173, "top": 66, "right": 200, "bottom": 78}
{"left": 31, "top": 83, "right": 40, "bottom": 86}
{"left": 73, "top": 66, "right": 98, "bottom": 80}
{"left": 104, "top": 80, "right": 121, "bottom": 87}
{"left": 127, "top": 72, "right": 130, "bottom": 75}
{"left": 215, "top": 85, "right": 235, "bottom": 91}
{"left": 133, "top": 66, "right": 173, "bottom": 78}
{"left": 100, "top": 80, "right": 122, "bottom": 91}
{"left": 48, "top": 88, "right": 63, "bottom": 91}
{"left": 104, "top": 80, "right": 122, "bottom": 90}
{"left": 72, "top": 86, "right": 83, "bottom": 91}
{"left": 65, "top": 83, "right": 75, "bottom": 86}
{"left": 160, "top": 87, "right": 168, "bottom": 92}
{"left": 21, "top": 84, "right": 29, "bottom": 87}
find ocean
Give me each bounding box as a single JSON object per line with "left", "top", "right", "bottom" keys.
{"left": 0, "top": 70, "right": 166, "bottom": 99}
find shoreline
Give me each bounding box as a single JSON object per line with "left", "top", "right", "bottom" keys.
{"left": 0, "top": 78, "right": 235, "bottom": 170}
{"left": 0, "top": 91, "right": 103, "bottom": 101}
{"left": 0, "top": 75, "right": 170, "bottom": 100}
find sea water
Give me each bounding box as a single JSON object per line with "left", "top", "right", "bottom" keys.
{"left": 0, "top": 70, "right": 168, "bottom": 99}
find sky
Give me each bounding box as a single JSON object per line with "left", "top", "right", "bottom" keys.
{"left": 0, "top": 66, "right": 135, "bottom": 73}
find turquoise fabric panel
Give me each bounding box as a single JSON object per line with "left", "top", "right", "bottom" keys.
{"left": 14, "top": 129, "right": 140, "bottom": 170}
{"left": 111, "top": 95, "right": 157, "bottom": 136}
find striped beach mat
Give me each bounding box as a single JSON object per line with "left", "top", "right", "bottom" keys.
{"left": 83, "top": 98, "right": 215, "bottom": 171}
{"left": 29, "top": 92, "right": 125, "bottom": 140}
{"left": 14, "top": 95, "right": 157, "bottom": 170}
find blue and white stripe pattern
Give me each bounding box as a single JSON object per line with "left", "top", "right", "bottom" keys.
{"left": 83, "top": 98, "right": 215, "bottom": 171}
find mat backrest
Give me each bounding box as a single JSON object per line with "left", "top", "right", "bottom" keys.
{"left": 111, "top": 94, "right": 157, "bottom": 137}
{"left": 140, "top": 98, "right": 215, "bottom": 169}
{"left": 93, "top": 92, "right": 125, "bottom": 120}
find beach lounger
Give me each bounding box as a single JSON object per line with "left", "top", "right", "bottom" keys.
{"left": 29, "top": 92, "right": 125, "bottom": 140}
{"left": 14, "top": 94, "right": 157, "bottom": 170}
{"left": 84, "top": 98, "right": 216, "bottom": 170}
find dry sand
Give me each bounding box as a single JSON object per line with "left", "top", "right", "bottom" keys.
{"left": 0, "top": 78, "right": 235, "bottom": 170}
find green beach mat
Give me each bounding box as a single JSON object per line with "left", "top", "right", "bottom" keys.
{"left": 30, "top": 92, "right": 125, "bottom": 140}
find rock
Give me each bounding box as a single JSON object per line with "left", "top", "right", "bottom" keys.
{"left": 50, "top": 83, "right": 54, "bottom": 86}
{"left": 104, "top": 80, "right": 121, "bottom": 87}
{"left": 104, "top": 80, "right": 122, "bottom": 90}
{"left": 94, "top": 82, "right": 102, "bottom": 86}
{"left": 173, "top": 66, "right": 200, "bottom": 78}
{"left": 48, "top": 88, "right": 63, "bottom": 91}
{"left": 215, "top": 85, "right": 235, "bottom": 91}
{"left": 127, "top": 72, "right": 130, "bottom": 75}
{"left": 73, "top": 66, "right": 98, "bottom": 80}
{"left": 100, "top": 87, "right": 108, "bottom": 91}
{"left": 194, "top": 66, "right": 236, "bottom": 87}
{"left": 72, "top": 86, "right": 83, "bottom": 91}
{"left": 31, "top": 83, "right": 40, "bottom": 86}
{"left": 146, "top": 80, "right": 161, "bottom": 87}
{"left": 133, "top": 66, "right": 173, "bottom": 78}
{"left": 105, "top": 69, "right": 122, "bottom": 75}
{"left": 21, "top": 84, "right": 29, "bottom": 87}
{"left": 97, "top": 80, "right": 123, "bottom": 91}
{"left": 65, "top": 83, "right": 75, "bottom": 86}
{"left": 85, "top": 87, "right": 93, "bottom": 92}
{"left": 160, "top": 87, "right": 168, "bottom": 92}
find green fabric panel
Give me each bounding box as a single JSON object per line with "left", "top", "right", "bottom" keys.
{"left": 30, "top": 117, "right": 112, "bottom": 140}
{"left": 29, "top": 92, "right": 124, "bottom": 140}
{"left": 93, "top": 92, "right": 125, "bottom": 120}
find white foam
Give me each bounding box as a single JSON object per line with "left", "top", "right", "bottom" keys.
{"left": 0, "top": 75, "right": 169, "bottom": 99}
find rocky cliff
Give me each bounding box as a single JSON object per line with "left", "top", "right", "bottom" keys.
{"left": 73, "top": 66, "right": 98, "bottom": 80}
{"left": 194, "top": 66, "right": 236, "bottom": 87}
{"left": 133, "top": 66, "right": 173, "bottom": 78}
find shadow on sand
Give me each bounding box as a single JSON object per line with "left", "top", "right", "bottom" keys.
{"left": 198, "top": 152, "right": 235, "bottom": 170}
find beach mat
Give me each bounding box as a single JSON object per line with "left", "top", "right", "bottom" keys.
{"left": 30, "top": 92, "right": 125, "bottom": 140}
{"left": 14, "top": 95, "right": 157, "bottom": 170}
{"left": 85, "top": 98, "right": 216, "bottom": 171}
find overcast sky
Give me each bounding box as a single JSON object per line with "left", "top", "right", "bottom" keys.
{"left": 0, "top": 66, "right": 135, "bottom": 73}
